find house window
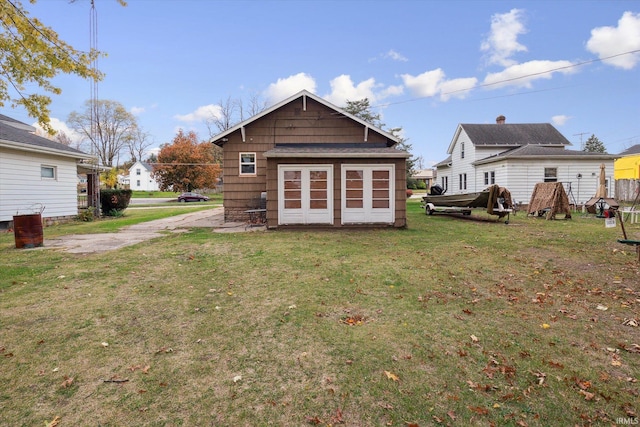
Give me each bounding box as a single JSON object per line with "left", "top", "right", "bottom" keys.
{"left": 41, "top": 165, "right": 56, "bottom": 179}
{"left": 484, "top": 171, "right": 496, "bottom": 185}
{"left": 461, "top": 142, "right": 465, "bottom": 159}
{"left": 544, "top": 168, "right": 557, "bottom": 182}
{"left": 441, "top": 176, "right": 448, "bottom": 192}
{"left": 137, "top": 180, "right": 141, "bottom": 186}
{"left": 240, "top": 153, "right": 256, "bottom": 175}
{"left": 458, "top": 173, "right": 467, "bottom": 190}
{"left": 136, "top": 168, "right": 141, "bottom": 176}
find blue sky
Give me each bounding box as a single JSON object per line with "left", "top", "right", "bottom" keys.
{"left": 9, "top": 0, "right": 640, "bottom": 167}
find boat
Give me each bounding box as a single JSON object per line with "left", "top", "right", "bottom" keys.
{"left": 422, "top": 184, "right": 513, "bottom": 221}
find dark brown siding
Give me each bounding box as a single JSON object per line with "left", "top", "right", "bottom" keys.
{"left": 221, "top": 96, "right": 392, "bottom": 222}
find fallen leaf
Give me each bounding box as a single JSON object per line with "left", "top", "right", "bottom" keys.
{"left": 384, "top": 370, "right": 399, "bottom": 382}
{"left": 233, "top": 375, "right": 242, "bottom": 383}
{"left": 579, "top": 389, "right": 595, "bottom": 401}
{"left": 60, "top": 376, "right": 74, "bottom": 388}
{"left": 45, "top": 416, "right": 61, "bottom": 427}
{"left": 470, "top": 334, "right": 479, "bottom": 343}
{"left": 447, "top": 410, "right": 456, "bottom": 420}
{"left": 596, "top": 304, "right": 608, "bottom": 311}
{"left": 101, "top": 342, "right": 109, "bottom": 347}
{"left": 541, "top": 323, "right": 550, "bottom": 329}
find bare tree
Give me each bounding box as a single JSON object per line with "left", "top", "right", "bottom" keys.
{"left": 206, "top": 96, "right": 237, "bottom": 136}
{"left": 68, "top": 100, "right": 137, "bottom": 167}
{"left": 205, "top": 93, "right": 268, "bottom": 138}
{"left": 127, "top": 126, "right": 154, "bottom": 163}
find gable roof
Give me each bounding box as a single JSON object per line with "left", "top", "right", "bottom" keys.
{"left": 0, "top": 113, "right": 92, "bottom": 160}
{"left": 209, "top": 90, "right": 401, "bottom": 147}
{"left": 448, "top": 123, "right": 570, "bottom": 154}
{"left": 434, "top": 155, "right": 452, "bottom": 168}
{"left": 473, "top": 144, "right": 617, "bottom": 166}
{"left": 619, "top": 144, "right": 640, "bottom": 156}
{"left": 130, "top": 161, "right": 154, "bottom": 172}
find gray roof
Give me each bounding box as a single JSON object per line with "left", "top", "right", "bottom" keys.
{"left": 0, "top": 113, "right": 91, "bottom": 159}
{"left": 619, "top": 144, "right": 640, "bottom": 156}
{"left": 263, "top": 143, "right": 410, "bottom": 159}
{"left": 433, "top": 155, "right": 452, "bottom": 168}
{"left": 473, "top": 144, "right": 617, "bottom": 166}
{"left": 460, "top": 123, "right": 571, "bottom": 147}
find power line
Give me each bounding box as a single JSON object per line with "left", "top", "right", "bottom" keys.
{"left": 375, "top": 49, "right": 640, "bottom": 109}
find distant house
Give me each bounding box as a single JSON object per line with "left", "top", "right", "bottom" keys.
{"left": 614, "top": 144, "right": 640, "bottom": 201}
{"left": 210, "top": 90, "right": 409, "bottom": 229}
{"left": 128, "top": 161, "right": 160, "bottom": 191}
{"left": 434, "top": 116, "right": 617, "bottom": 205}
{"left": 411, "top": 169, "right": 434, "bottom": 189}
{"left": 0, "top": 113, "right": 97, "bottom": 225}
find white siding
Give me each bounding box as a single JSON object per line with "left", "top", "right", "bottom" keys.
{"left": 0, "top": 147, "right": 80, "bottom": 222}
{"left": 128, "top": 161, "right": 160, "bottom": 191}
{"left": 481, "top": 159, "right": 615, "bottom": 205}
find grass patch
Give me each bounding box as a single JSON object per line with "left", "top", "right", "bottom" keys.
{"left": 0, "top": 200, "right": 638, "bottom": 426}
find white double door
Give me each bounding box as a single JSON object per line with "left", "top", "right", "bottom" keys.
{"left": 278, "top": 165, "right": 333, "bottom": 225}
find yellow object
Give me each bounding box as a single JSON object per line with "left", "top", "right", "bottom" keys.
{"left": 614, "top": 155, "right": 640, "bottom": 180}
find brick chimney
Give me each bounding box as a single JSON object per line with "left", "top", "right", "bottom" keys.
{"left": 496, "top": 115, "right": 506, "bottom": 124}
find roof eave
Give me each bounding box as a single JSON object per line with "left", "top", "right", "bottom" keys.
{"left": 264, "top": 152, "right": 410, "bottom": 159}
{"left": 0, "top": 139, "right": 95, "bottom": 161}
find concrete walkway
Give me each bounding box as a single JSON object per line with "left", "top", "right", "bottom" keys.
{"left": 44, "top": 207, "right": 263, "bottom": 254}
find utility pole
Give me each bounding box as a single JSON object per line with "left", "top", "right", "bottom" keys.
{"left": 574, "top": 132, "right": 590, "bottom": 150}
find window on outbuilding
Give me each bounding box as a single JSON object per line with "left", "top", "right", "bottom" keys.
{"left": 41, "top": 165, "right": 56, "bottom": 179}
{"left": 240, "top": 153, "right": 256, "bottom": 175}
{"left": 544, "top": 168, "right": 557, "bottom": 182}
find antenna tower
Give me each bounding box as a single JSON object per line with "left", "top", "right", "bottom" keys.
{"left": 574, "top": 132, "right": 589, "bottom": 150}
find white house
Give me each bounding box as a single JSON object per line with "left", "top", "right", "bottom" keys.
{"left": 128, "top": 161, "right": 160, "bottom": 191}
{"left": 0, "top": 113, "right": 96, "bottom": 225}
{"left": 434, "top": 116, "right": 617, "bottom": 206}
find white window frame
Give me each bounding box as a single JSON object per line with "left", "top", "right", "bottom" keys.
{"left": 239, "top": 152, "right": 257, "bottom": 176}
{"left": 544, "top": 167, "right": 557, "bottom": 182}
{"left": 41, "top": 165, "right": 56, "bottom": 180}
{"left": 341, "top": 164, "right": 395, "bottom": 224}
{"left": 278, "top": 164, "right": 333, "bottom": 225}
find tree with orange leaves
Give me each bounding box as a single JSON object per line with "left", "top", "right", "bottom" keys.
{"left": 153, "top": 130, "right": 220, "bottom": 192}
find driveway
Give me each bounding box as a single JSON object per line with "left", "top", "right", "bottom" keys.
{"left": 44, "top": 207, "right": 263, "bottom": 254}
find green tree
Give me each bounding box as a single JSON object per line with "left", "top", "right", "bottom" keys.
{"left": 343, "top": 98, "right": 419, "bottom": 183}
{"left": 583, "top": 134, "right": 607, "bottom": 153}
{"left": 0, "top": 0, "right": 104, "bottom": 132}
{"left": 67, "top": 100, "right": 138, "bottom": 167}
{"left": 153, "top": 130, "right": 221, "bottom": 192}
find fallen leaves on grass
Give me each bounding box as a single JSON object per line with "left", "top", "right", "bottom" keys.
{"left": 60, "top": 376, "right": 74, "bottom": 388}
{"left": 341, "top": 314, "right": 366, "bottom": 325}
{"left": 384, "top": 371, "right": 399, "bottom": 382}
{"left": 45, "top": 416, "right": 61, "bottom": 427}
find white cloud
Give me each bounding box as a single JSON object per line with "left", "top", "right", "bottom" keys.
{"left": 130, "top": 106, "right": 145, "bottom": 115}
{"left": 401, "top": 69, "right": 445, "bottom": 98}
{"left": 324, "top": 75, "right": 379, "bottom": 105}
{"left": 586, "top": 11, "right": 640, "bottom": 70}
{"left": 174, "top": 104, "right": 222, "bottom": 122}
{"left": 384, "top": 49, "right": 408, "bottom": 62}
{"left": 481, "top": 9, "right": 528, "bottom": 67}
{"left": 32, "top": 117, "right": 83, "bottom": 146}
{"left": 551, "top": 115, "right": 571, "bottom": 126}
{"left": 263, "top": 72, "right": 317, "bottom": 105}
{"left": 400, "top": 69, "right": 477, "bottom": 101}
{"left": 483, "top": 59, "right": 576, "bottom": 89}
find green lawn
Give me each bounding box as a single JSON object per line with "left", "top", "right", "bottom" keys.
{"left": 0, "top": 201, "right": 638, "bottom": 426}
